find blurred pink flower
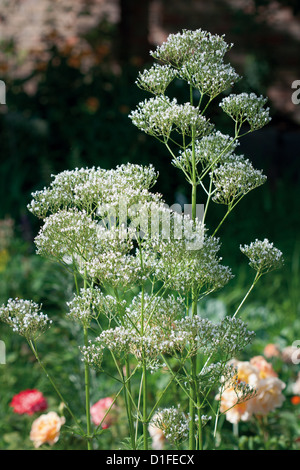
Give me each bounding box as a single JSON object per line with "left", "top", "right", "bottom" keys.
{"left": 90, "top": 397, "right": 117, "bottom": 429}
{"left": 263, "top": 343, "right": 281, "bottom": 359}
{"left": 10, "top": 389, "right": 48, "bottom": 415}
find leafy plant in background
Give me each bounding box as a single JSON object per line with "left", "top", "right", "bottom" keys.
{"left": 0, "top": 29, "right": 285, "bottom": 451}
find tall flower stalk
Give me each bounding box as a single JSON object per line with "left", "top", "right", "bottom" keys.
{"left": 0, "top": 29, "right": 284, "bottom": 451}
{"left": 129, "top": 28, "right": 281, "bottom": 450}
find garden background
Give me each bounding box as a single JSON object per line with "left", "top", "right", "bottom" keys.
{"left": 0, "top": 0, "right": 299, "bottom": 450}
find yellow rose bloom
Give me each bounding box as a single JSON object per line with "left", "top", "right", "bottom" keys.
{"left": 30, "top": 411, "right": 65, "bottom": 448}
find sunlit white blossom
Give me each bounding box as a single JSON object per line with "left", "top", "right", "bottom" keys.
{"left": 219, "top": 93, "right": 271, "bottom": 131}
{"left": 0, "top": 298, "right": 52, "bottom": 340}
{"left": 211, "top": 159, "right": 267, "bottom": 205}
{"left": 136, "top": 63, "right": 177, "bottom": 95}
{"left": 240, "top": 238, "right": 284, "bottom": 274}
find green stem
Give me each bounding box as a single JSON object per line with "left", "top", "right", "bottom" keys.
{"left": 188, "top": 83, "right": 198, "bottom": 450}
{"left": 202, "top": 177, "right": 213, "bottom": 225}
{"left": 137, "top": 238, "right": 148, "bottom": 450}
{"left": 83, "top": 325, "right": 92, "bottom": 450}
{"left": 189, "top": 353, "right": 197, "bottom": 450}
{"left": 212, "top": 207, "right": 231, "bottom": 237}
{"left": 197, "top": 401, "right": 203, "bottom": 450}
{"left": 125, "top": 358, "right": 136, "bottom": 449}
{"left": 233, "top": 271, "right": 261, "bottom": 318}
{"left": 141, "top": 285, "right": 148, "bottom": 450}
{"left": 113, "top": 288, "right": 136, "bottom": 449}
{"left": 81, "top": 265, "right": 92, "bottom": 450}
{"left": 142, "top": 363, "right": 148, "bottom": 450}
{"left": 28, "top": 340, "right": 83, "bottom": 433}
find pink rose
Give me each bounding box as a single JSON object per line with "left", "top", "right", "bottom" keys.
{"left": 90, "top": 397, "right": 117, "bottom": 429}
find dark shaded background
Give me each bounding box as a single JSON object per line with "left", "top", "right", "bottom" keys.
{"left": 0, "top": 0, "right": 299, "bottom": 265}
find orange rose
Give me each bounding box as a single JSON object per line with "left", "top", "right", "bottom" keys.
{"left": 30, "top": 411, "right": 65, "bottom": 448}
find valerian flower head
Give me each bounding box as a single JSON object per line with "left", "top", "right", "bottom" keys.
{"left": 87, "top": 294, "right": 189, "bottom": 370}
{"left": 213, "top": 317, "right": 255, "bottom": 357}
{"left": 27, "top": 163, "right": 159, "bottom": 219}
{"left": 149, "top": 28, "right": 239, "bottom": 99}
{"left": 129, "top": 96, "right": 176, "bottom": 138}
{"left": 84, "top": 245, "right": 157, "bottom": 289}
{"left": 151, "top": 229, "right": 233, "bottom": 296}
{"left": 173, "top": 315, "right": 254, "bottom": 358}
{"left": 150, "top": 28, "right": 232, "bottom": 69}
{"left": 240, "top": 238, "right": 284, "bottom": 274}
{"left": 136, "top": 63, "right": 177, "bottom": 95}
{"left": 0, "top": 298, "right": 52, "bottom": 340}
{"left": 66, "top": 287, "right": 120, "bottom": 326}
{"left": 129, "top": 96, "right": 213, "bottom": 140}
{"left": 198, "top": 361, "right": 238, "bottom": 394}
{"left": 80, "top": 342, "right": 104, "bottom": 370}
{"left": 211, "top": 159, "right": 267, "bottom": 206}
{"left": 123, "top": 292, "right": 185, "bottom": 331}
{"left": 173, "top": 131, "right": 239, "bottom": 177}
{"left": 219, "top": 92, "right": 271, "bottom": 131}
{"left": 34, "top": 208, "right": 101, "bottom": 263}
{"left": 150, "top": 406, "right": 190, "bottom": 446}
{"left": 179, "top": 59, "right": 240, "bottom": 99}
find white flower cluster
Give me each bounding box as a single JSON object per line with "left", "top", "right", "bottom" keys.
{"left": 240, "top": 238, "right": 284, "bottom": 274}
{"left": 84, "top": 296, "right": 190, "bottom": 370}
{"left": 80, "top": 342, "right": 104, "bottom": 370}
{"left": 138, "top": 200, "right": 205, "bottom": 249}
{"left": 34, "top": 208, "right": 104, "bottom": 263}
{"left": 173, "top": 131, "right": 239, "bottom": 177}
{"left": 82, "top": 303, "right": 254, "bottom": 372}
{"left": 219, "top": 93, "right": 271, "bottom": 131}
{"left": 213, "top": 316, "right": 255, "bottom": 357}
{"left": 211, "top": 158, "right": 267, "bottom": 205}
{"left": 150, "top": 28, "right": 232, "bottom": 70}
{"left": 151, "top": 233, "right": 233, "bottom": 295}
{"left": 179, "top": 59, "right": 240, "bottom": 99}
{"left": 30, "top": 162, "right": 237, "bottom": 291}
{"left": 136, "top": 63, "right": 177, "bottom": 95}
{"left": 84, "top": 247, "right": 156, "bottom": 289}
{"left": 28, "top": 163, "right": 159, "bottom": 219}
{"left": 29, "top": 164, "right": 179, "bottom": 288}
{"left": 150, "top": 406, "right": 190, "bottom": 445}
{"left": 129, "top": 96, "right": 213, "bottom": 140}
{"left": 149, "top": 407, "right": 212, "bottom": 448}
{"left": 66, "top": 287, "right": 119, "bottom": 325}
{"left": 198, "top": 361, "right": 237, "bottom": 394}
{"left": 217, "top": 357, "right": 286, "bottom": 424}
{"left": 123, "top": 292, "right": 185, "bottom": 330}
{"left": 0, "top": 298, "right": 52, "bottom": 340}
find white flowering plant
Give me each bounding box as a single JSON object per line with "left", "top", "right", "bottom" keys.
{"left": 0, "top": 28, "right": 284, "bottom": 451}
